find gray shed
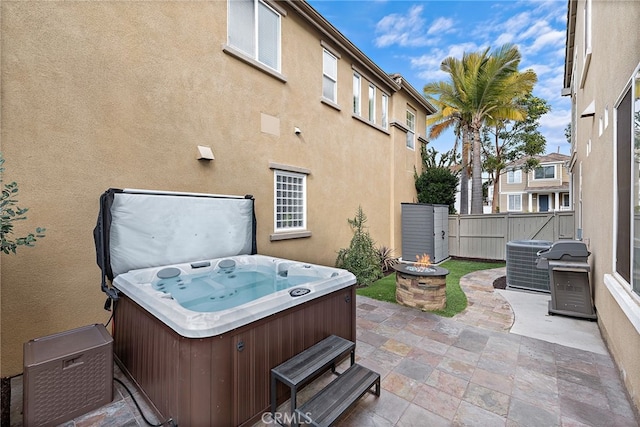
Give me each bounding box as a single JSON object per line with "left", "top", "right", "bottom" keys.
{"left": 401, "top": 203, "right": 449, "bottom": 264}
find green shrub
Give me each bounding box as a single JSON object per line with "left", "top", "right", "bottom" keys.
{"left": 336, "top": 206, "right": 382, "bottom": 287}
{"left": 377, "top": 245, "right": 398, "bottom": 273}
{"left": 1, "top": 153, "right": 46, "bottom": 254}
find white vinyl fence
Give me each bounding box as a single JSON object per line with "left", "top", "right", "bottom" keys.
{"left": 448, "top": 211, "right": 575, "bottom": 261}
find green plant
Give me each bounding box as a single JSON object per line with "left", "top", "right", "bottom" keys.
{"left": 1, "top": 153, "right": 46, "bottom": 254}
{"left": 377, "top": 245, "right": 398, "bottom": 273}
{"left": 336, "top": 206, "right": 382, "bottom": 287}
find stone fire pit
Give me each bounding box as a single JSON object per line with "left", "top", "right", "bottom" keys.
{"left": 393, "top": 262, "right": 450, "bottom": 311}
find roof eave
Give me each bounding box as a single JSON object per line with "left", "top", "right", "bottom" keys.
{"left": 563, "top": 0, "right": 578, "bottom": 93}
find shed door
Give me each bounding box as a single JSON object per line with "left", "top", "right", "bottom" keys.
{"left": 433, "top": 206, "right": 449, "bottom": 263}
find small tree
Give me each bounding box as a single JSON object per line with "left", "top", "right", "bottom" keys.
{"left": 1, "top": 153, "right": 46, "bottom": 254}
{"left": 336, "top": 206, "right": 382, "bottom": 286}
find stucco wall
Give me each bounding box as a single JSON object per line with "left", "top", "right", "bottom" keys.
{"left": 569, "top": 0, "right": 640, "bottom": 410}
{"left": 0, "top": 2, "right": 424, "bottom": 375}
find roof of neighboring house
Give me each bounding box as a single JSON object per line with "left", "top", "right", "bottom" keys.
{"left": 524, "top": 184, "right": 570, "bottom": 193}
{"left": 507, "top": 153, "right": 570, "bottom": 169}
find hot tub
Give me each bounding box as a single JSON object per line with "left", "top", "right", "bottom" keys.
{"left": 95, "top": 189, "right": 357, "bottom": 426}
{"left": 112, "top": 254, "right": 355, "bottom": 338}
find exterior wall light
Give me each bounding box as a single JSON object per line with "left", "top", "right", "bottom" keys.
{"left": 197, "top": 145, "right": 215, "bottom": 161}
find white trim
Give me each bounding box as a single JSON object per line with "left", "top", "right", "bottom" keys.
{"left": 604, "top": 274, "right": 640, "bottom": 335}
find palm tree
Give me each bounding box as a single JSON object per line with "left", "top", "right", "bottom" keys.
{"left": 424, "top": 71, "right": 472, "bottom": 214}
{"left": 425, "top": 44, "right": 535, "bottom": 215}
{"left": 464, "top": 45, "right": 537, "bottom": 213}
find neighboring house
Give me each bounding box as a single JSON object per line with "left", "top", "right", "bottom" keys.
{"left": 0, "top": 1, "right": 434, "bottom": 381}
{"left": 499, "top": 153, "right": 571, "bottom": 213}
{"left": 564, "top": 0, "right": 640, "bottom": 412}
{"left": 453, "top": 172, "right": 493, "bottom": 214}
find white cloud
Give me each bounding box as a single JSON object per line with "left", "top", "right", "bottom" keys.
{"left": 427, "top": 17, "right": 455, "bottom": 36}
{"left": 525, "top": 30, "right": 565, "bottom": 54}
{"left": 374, "top": 5, "right": 431, "bottom": 47}
{"left": 411, "top": 42, "right": 482, "bottom": 81}
{"left": 540, "top": 107, "right": 571, "bottom": 131}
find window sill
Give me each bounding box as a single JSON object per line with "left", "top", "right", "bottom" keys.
{"left": 270, "top": 231, "right": 312, "bottom": 241}
{"left": 604, "top": 274, "right": 640, "bottom": 335}
{"left": 321, "top": 97, "right": 341, "bottom": 111}
{"left": 223, "top": 44, "right": 287, "bottom": 83}
{"left": 352, "top": 114, "right": 390, "bottom": 135}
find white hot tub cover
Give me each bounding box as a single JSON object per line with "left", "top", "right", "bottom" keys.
{"left": 94, "top": 188, "right": 257, "bottom": 306}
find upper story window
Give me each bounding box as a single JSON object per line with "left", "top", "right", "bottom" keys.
{"left": 353, "top": 73, "right": 361, "bottom": 115}
{"left": 406, "top": 109, "right": 416, "bottom": 150}
{"left": 274, "top": 170, "right": 306, "bottom": 232}
{"left": 228, "top": 0, "right": 281, "bottom": 71}
{"left": 381, "top": 94, "right": 389, "bottom": 130}
{"left": 534, "top": 165, "right": 555, "bottom": 180}
{"left": 507, "top": 169, "right": 522, "bottom": 184}
{"left": 322, "top": 49, "right": 337, "bottom": 103}
{"left": 368, "top": 85, "right": 376, "bottom": 124}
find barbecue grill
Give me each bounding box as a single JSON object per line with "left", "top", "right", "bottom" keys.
{"left": 536, "top": 241, "right": 597, "bottom": 320}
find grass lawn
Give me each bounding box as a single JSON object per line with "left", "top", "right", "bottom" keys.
{"left": 356, "top": 259, "right": 505, "bottom": 317}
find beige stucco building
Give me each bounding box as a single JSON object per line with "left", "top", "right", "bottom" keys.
{"left": 564, "top": 0, "right": 640, "bottom": 411}
{"left": 0, "top": 0, "right": 434, "bottom": 383}
{"left": 498, "top": 153, "right": 571, "bottom": 213}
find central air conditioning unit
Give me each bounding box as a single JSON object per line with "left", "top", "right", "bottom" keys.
{"left": 506, "top": 240, "right": 552, "bottom": 292}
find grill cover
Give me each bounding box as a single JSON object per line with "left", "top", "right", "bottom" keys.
{"left": 537, "top": 241, "right": 590, "bottom": 261}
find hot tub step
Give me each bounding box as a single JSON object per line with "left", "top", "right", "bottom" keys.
{"left": 295, "top": 363, "right": 380, "bottom": 427}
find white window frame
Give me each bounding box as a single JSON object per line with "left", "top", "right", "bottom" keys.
{"left": 406, "top": 109, "right": 416, "bottom": 150}
{"left": 507, "top": 194, "right": 522, "bottom": 212}
{"left": 227, "top": 0, "right": 281, "bottom": 72}
{"left": 381, "top": 94, "right": 389, "bottom": 130}
{"left": 353, "top": 73, "right": 361, "bottom": 116}
{"left": 322, "top": 48, "right": 337, "bottom": 103}
{"left": 368, "top": 84, "right": 376, "bottom": 124}
{"left": 274, "top": 170, "right": 306, "bottom": 232}
{"left": 534, "top": 165, "right": 556, "bottom": 180}
{"left": 507, "top": 169, "right": 522, "bottom": 184}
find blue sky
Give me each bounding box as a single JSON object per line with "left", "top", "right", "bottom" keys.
{"left": 307, "top": 0, "right": 571, "bottom": 156}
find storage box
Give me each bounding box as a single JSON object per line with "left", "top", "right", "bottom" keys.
{"left": 23, "top": 324, "right": 113, "bottom": 427}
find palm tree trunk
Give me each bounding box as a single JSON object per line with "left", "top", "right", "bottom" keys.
{"left": 492, "top": 168, "right": 501, "bottom": 213}
{"left": 459, "top": 127, "right": 470, "bottom": 215}
{"left": 471, "top": 125, "right": 483, "bottom": 214}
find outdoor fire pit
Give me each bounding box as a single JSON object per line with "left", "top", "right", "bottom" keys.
{"left": 393, "top": 255, "right": 450, "bottom": 311}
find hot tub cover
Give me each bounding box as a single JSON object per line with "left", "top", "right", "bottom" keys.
{"left": 94, "top": 188, "right": 256, "bottom": 306}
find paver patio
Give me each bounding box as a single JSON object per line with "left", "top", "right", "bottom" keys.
{"left": 9, "top": 267, "right": 639, "bottom": 426}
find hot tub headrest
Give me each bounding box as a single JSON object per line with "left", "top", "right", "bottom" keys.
{"left": 537, "top": 241, "right": 590, "bottom": 260}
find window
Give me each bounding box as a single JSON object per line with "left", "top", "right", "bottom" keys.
{"left": 381, "top": 94, "right": 389, "bottom": 129}
{"left": 228, "top": 0, "right": 281, "bottom": 71}
{"left": 368, "top": 85, "right": 376, "bottom": 124}
{"left": 406, "top": 109, "right": 415, "bottom": 150}
{"left": 274, "top": 170, "right": 306, "bottom": 231}
{"left": 353, "top": 73, "right": 361, "bottom": 115}
{"left": 616, "top": 68, "right": 640, "bottom": 294}
{"left": 562, "top": 194, "right": 570, "bottom": 209}
{"left": 534, "top": 165, "right": 555, "bottom": 180}
{"left": 508, "top": 194, "right": 522, "bottom": 212}
{"left": 507, "top": 169, "right": 522, "bottom": 184}
{"left": 322, "top": 49, "right": 337, "bottom": 103}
